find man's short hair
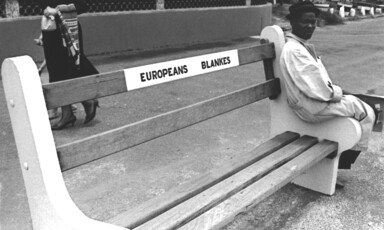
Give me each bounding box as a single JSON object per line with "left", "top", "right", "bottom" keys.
{"left": 286, "top": 1, "right": 321, "bottom": 21}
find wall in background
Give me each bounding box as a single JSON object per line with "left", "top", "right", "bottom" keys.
{"left": 0, "top": 4, "right": 272, "bottom": 76}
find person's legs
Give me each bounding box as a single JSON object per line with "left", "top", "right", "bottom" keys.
{"left": 356, "top": 99, "right": 376, "bottom": 150}
{"left": 317, "top": 95, "right": 375, "bottom": 150}
{"left": 316, "top": 95, "right": 375, "bottom": 169}
{"left": 338, "top": 149, "right": 361, "bottom": 169}
{"left": 51, "top": 105, "right": 76, "bottom": 130}
{"left": 82, "top": 100, "right": 99, "bottom": 124}
{"left": 78, "top": 34, "right": 100, "bottom": 125}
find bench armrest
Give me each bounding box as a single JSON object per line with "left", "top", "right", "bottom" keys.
{"left": 2, "top": 56, "right": 126, "bottom": 230}
{"left": 270, "top": 100, "right": 361, "bottom": 154}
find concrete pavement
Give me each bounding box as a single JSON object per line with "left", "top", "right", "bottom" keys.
{"left": 225, "top": 18, "right": 384, "bottom": 230}
{"left": 1, "top": 17, "right": 384, "bottom": 230}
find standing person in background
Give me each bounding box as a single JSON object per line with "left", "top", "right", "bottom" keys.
{"left": 39, "top": 0, "right": 99, "bottom": 130}
{"left": 34, "top": 33, "right": 59, "bottom": 120}
{"left": 280, "top": 1, "right": 376, "bottom": 186}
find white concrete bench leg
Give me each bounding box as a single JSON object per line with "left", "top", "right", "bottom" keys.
{"left": 292, "top": 156, "right": 339, "bottom": 194}
{"left": 1, "top": 56, "right": 126, "bottom": 230}
{"left": 261, "top": 26, "right": 361, "bottom": 195}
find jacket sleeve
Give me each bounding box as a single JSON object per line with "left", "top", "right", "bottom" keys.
{"left": 282, "top": 47, "right": 343, "bottom": 102}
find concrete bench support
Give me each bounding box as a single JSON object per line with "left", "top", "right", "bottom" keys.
{"left": 2, "top": 57, "right": 126, "bottom": 230}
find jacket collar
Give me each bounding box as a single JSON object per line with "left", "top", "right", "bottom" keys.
{"left": 285, "top": 32, "right": 309, "bottom": 44}
{"left": 285, "top": 32, "right": 318, "bottom": 61}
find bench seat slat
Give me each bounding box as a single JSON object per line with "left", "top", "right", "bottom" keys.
{"left": 43, "top": 43, "right": 275, "bottom": 109}
{"left": 107, "top": 131, "right": 299, "bottom": 228}
{"left": 57, "top": 79, "right": 281, "bottom": 171}
{"left": 132, "top": 136, "right": 318, "bottom": 230}
{"left": 180, "top": 140, "right": 338, "bottom": 230}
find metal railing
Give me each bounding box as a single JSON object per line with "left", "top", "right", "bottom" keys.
{"left": 1, "top": 0, "right": 268, "bottom": 18}
{"left": 87, "top": 0, "right": 156, "bottom": 13}
{"left": 164, "top": 0, "right": 246, "bottom": 9}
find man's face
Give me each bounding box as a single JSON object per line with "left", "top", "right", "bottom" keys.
{"left": 291, "top": 12, "right": 317, "bottom": 40}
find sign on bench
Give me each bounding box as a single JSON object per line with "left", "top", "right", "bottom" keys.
{"left": 125, "top": 50, "right": 239, "bottom": 90}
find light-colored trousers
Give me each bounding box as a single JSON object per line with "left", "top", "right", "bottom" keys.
{"left": 292, "top": 95, "right": 375, "bottom": 151}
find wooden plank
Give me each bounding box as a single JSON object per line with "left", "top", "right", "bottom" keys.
{"left": 259, "top": 39, "right": 275, "bottom": 83}
{"left": 262, "top": 59, "right": 275, "bottom": 81}
{"left": 107, "top": 132, "right": 299, "bottom": 228}
{"left": 262, "top": 58, "right": 276, "bottom": 100}
{"left": 237, "top": 43, "right": 275, "bottom": 66}
{"left": 43, "top": 71, "right": 126, "bottom": 109}
{"left": 180, "top": 140, "right": 338, "bottom": 230}
{"left": 57, "top": 79, "right": 281, "bottom": 171}
{"left": 43, "top": 43, "right": 275, "bottom": 109}
{"left": 133, "top": 136, "right": 318, "bottom": 230}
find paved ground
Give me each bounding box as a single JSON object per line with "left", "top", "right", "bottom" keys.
{"left": 1, "top": 16, "right": 384, "bottom": 230}
{"left": 225, "top": 17, "right": 384, "bottom": 230}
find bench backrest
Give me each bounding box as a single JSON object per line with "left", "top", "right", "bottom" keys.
{"left": 43, "top": 42, "right": 280, "bottom": 171}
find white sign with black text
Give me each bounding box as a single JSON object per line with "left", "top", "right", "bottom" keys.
{"left": 124, "top": 49, "right": 240, "bottom": 91}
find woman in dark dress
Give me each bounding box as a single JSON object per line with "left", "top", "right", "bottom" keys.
{"left": 39, "top": 0, "right": 99, "bottom": 130}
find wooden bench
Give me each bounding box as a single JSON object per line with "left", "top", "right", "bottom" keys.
{"left": 1, "top": 25, "right": 365, "bottom": 230}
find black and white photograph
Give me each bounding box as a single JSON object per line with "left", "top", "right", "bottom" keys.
{"left": 0, "top": 0, "right": 383, "bottom": 229}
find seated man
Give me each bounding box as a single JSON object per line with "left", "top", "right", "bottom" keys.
{"left": 280, "top": 2, "right": 376, "bottom": 175}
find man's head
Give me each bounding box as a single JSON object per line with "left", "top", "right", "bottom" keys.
{"left": 286, "top": 1, "right": 320, "bottom": 40}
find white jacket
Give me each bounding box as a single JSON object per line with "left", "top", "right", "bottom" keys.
{"left": 280, "top": 33, "right": 343, "bottom": 121}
